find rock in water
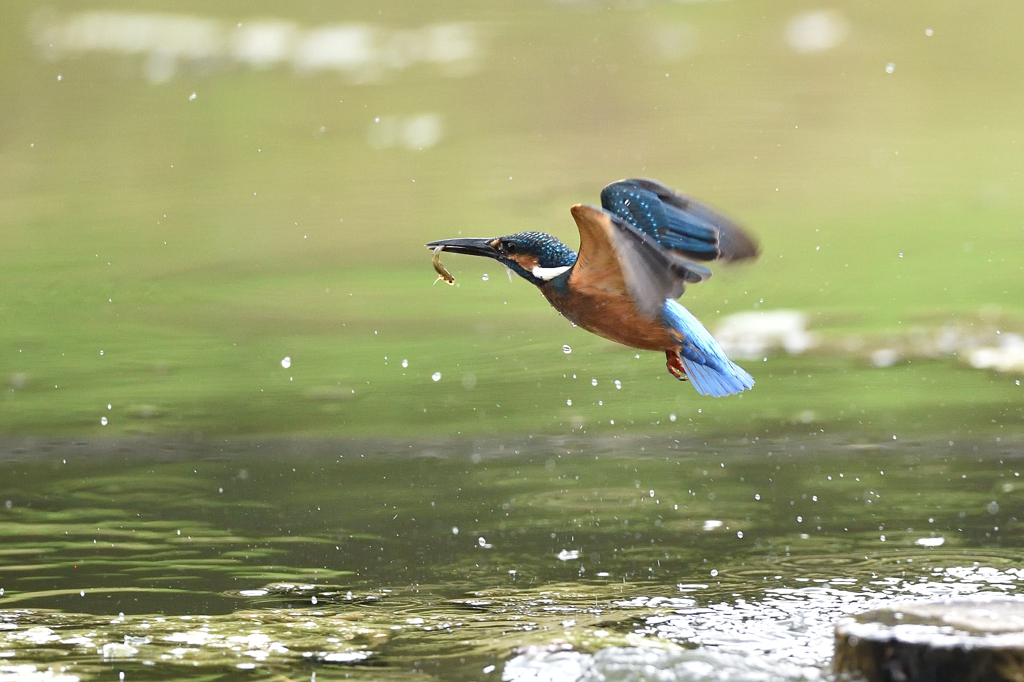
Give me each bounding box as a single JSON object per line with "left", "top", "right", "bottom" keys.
{"left": 834, "top": 597, "right": 1024, "bottom": 681}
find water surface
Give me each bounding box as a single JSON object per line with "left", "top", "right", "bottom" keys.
{"left": 1, "top": 436, "right": 1020, "bottom": 680}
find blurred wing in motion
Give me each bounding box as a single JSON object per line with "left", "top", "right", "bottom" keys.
{"left": 569, "top": 204, "right": 711, "bottom": 319}
{"left": 600, "top": 178, "right": 759, "bottom": 263}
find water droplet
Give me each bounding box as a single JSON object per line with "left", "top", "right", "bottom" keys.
{"left": 925, "top": 27, "right": 934, "bottom": 36}
{"left": 99, "top": 350, "right": 104, "bottom": 356}
{"left": 669, "top": 413, "right": 676, "bottom": 422}
{"left": 591, "top": 378, "right": 597, "bottom": 386}
{"left": 189, "top": 92, "right": 197, "bottom": 100}
{"left": 710, "top": 569, "right": 719, "bottom": 577}
{"left": 649, "top": 489, "right": 655, "bottom": 497}
{"left": 107, "top": 404, "right": 112, "bottom": 410}
{"left": 402, "top": 359, "right": 409, "bottom": 368}
{"left": 737, "top": 531, "right": 744, "bottom": 539}
{"left": 100, "top": 417, "right": 108, "bottom": 426}
{"left": 482, "top": 273, "right": 489, "bottom": 281}
{"left": 566, "top": 399, "right": 572, "bottom": 406}
{"left": 311, "top": 596, "right": 318, "bottom": 605}
{"left": 281, "top": 357, "right": 291, "bottom": 369}
{"left": 885, "top": 62, "right": 895, "bottom": 74}
{"left": 614, "top": 380, "right": 622, "bottom": 389}
{"left": 477, "top": 537, "right": 487, "bottom": 547}
{"left": 431, "top": 372, "right": 442, "bottom": 382}
{"left": 451, "top": 526, "right": 459, "bottom": 535}
{"left": 988, "top": 500, "right": 1000, "bottom": 515}
{"left": 562, "top": 345, "right": 572, "bottom": 354}
{"left": 755, "top": 494, "right": 761, "bottom": 500}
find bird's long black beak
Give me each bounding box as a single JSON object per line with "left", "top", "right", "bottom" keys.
{"left": 425, "top": 237, "right": 501, "bottom": 260}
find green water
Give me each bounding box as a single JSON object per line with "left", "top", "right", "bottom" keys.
{"left": 1, "top": 437, "right": 1022, "bottom": 680}
{"left": 3, "top": 1, "right": 1024, "bottom": 679}
{"left": 2, "top": 0, "right": 1023, "bottom": 438}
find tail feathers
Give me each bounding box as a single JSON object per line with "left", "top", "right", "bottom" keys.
{"left": 662, "top": 299, "right": 754, "bottom": 397}
{"left": 679, "top": 354, "right": 754, "bottom": 397}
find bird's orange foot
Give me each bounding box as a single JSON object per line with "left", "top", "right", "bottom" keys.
{"left": 665, "top": 351, "right": 688, "bottom": 381}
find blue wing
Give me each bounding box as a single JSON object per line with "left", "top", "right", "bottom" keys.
{"left": 568, "top": 205, "right": 712, "bottom": 319}
{"left": 600, "top": 178, "right": 758, "bottom": 263}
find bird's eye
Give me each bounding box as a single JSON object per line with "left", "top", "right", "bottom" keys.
{"left": 505, "top": 242, "right": 517, "bottom": 254}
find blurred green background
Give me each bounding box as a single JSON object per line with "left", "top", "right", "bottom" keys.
{"left": 2, "top": 0, "right": 1022, "bottom": 438}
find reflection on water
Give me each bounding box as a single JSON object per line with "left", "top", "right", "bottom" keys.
{"left": 369, "top": 114, "right": 444, "bottom": 151}
{"left": 33, "top": 11, "right": 481, "bottom": 83}
{"left": 0, "top": 436, "right": 1021, "bottom": 680}
{"left": 785, "top": 10, "right": 849, "bottom": 54}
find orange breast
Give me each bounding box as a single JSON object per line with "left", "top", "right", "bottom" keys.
{"left": 542, "top": 287, "right": 675, "bottom": 351}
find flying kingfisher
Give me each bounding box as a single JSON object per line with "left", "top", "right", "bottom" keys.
{"left": 426, "top": 178, "right": 759, "bottom": 397}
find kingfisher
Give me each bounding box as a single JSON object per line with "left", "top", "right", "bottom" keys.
{"left": 426, "top": 178, "right": 759, "bottom": 397}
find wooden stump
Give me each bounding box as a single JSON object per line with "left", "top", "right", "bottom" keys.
{"left": 834, "top": 598, "right": 1024, "bottom": 682}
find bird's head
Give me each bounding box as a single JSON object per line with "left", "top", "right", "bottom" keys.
{"left": 426, "top": 232, "right": 577, "bottom": 286}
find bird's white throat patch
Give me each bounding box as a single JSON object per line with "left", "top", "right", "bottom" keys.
{"left": 531, "top": 265, "right": 571, "bottom": 281}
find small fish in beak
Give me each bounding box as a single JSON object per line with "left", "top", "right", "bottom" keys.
{"left": 431, "top": 246, "right": 455, "bottom": 286}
